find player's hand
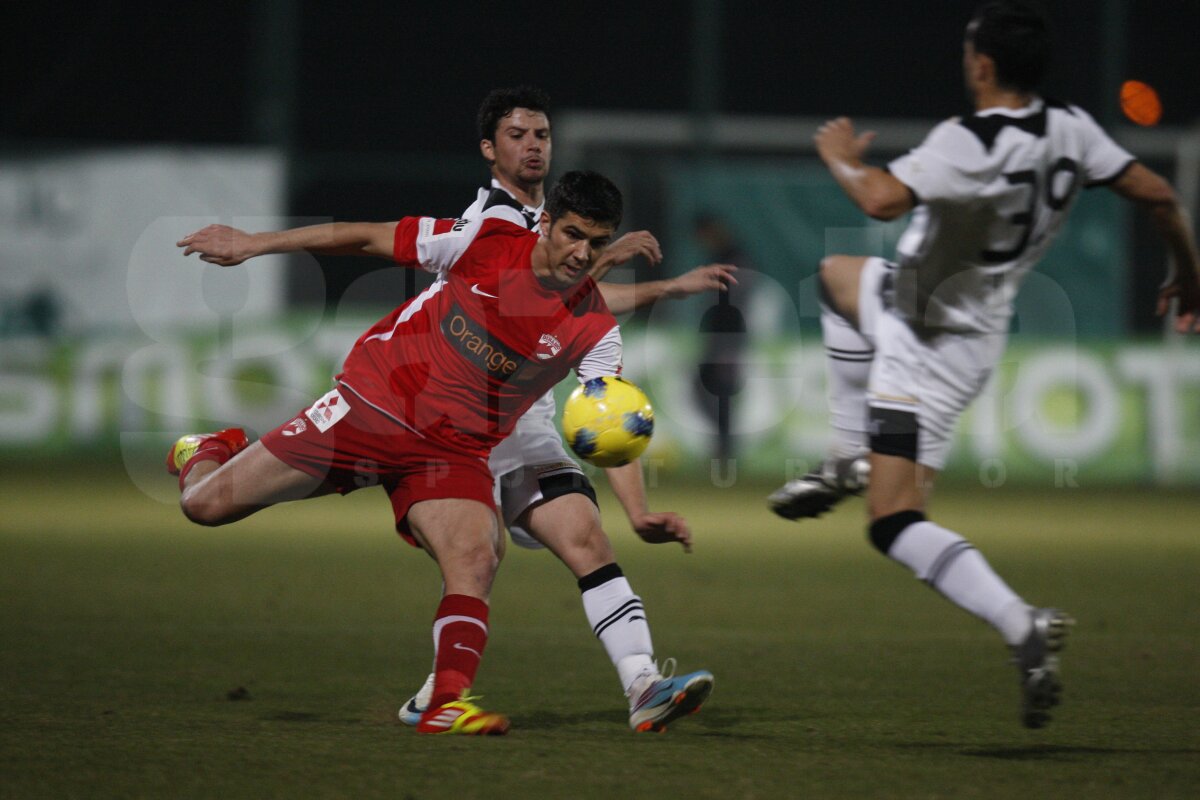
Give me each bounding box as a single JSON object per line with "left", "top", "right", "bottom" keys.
{"left": 667, "top": 263, "right": 739, "bottom": 298}
{"left": 815, "top": 117, "right": 877, "bottom": 166}
{"left": 591, "top": 231, "right": 663, "bottom": 281}
{"left": 1157, "top": 270, "right": 1200, "bottom": 334}
{"left": 177, "top": 224, "right": 257, "bottom": 266}
{"left": 631, "top": 511, "right": 693, "bottom": 553}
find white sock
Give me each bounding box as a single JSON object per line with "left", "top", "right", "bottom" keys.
{"left": 889, "top": 521, "right": 1033, "bottom": 645}
{"left": 821, "top": 303, "right": 873, "bottom": 460}
{"left": 579, "top": 564, "right": 655, "bottom": 694}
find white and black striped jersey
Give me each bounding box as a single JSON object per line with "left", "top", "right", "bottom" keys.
{"left": 887, "top": 98, "right": 1134, "bottom": 334}
{"left": 462, "top": 179, "right": 543, "bottom": 232}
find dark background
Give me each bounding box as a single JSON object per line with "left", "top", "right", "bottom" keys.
{"left": 8, "top": 1, "right": 1198, "bottom": 148}
{"left": 5, "top": 0, "right": 1197, "bottom": 326}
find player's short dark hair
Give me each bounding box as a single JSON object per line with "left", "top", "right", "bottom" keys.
{"left": 966, "top": 1, "right": 1051, "bottom": 92}
{"left": 477, "top": 86, "right": 552, "bottom": 141}
{"left": 546, "top": 171, "right": 623, "bottom": 229}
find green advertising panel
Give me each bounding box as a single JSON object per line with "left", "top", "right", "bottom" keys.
{"left": 2, "top": 323, "right": 1196, "bottom": 489}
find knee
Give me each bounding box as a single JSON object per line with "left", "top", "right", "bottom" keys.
{"left": 867, "top": 509, "right": 925, "bottom": 555}
{"left": 819, "top": 255, "right": 844, "bottom": 280}
{"left": 179, "top": 488, "right": 230, "bottom": 527}
{"left": 460, "top": 536, "right": 502, "bottom": 576}
{"left": 818, "top": 256, "right": 840, "bottom": 295}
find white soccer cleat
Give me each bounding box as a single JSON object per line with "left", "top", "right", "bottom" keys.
{"left": 398, "top": 672, "right": 436, "bottom": 726}
{"left": 768, "top": 456, "right": 869, "bottom": 521}
{"left": 627, "top": 659, "right": 714, "bottom": 733}
{"left": 1011, "top": 607, "right": 1074, "bottom": 729}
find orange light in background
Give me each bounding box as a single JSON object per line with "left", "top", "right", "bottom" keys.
{"left": 1120, "top": 80, "right": 1163, "bottom": 126}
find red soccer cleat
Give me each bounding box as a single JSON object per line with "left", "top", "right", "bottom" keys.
{"left": 165, "top": 428, "right": 249, "bottom": 475}
{"left": 415, "top": 698, "right": 510, "bottom": 736}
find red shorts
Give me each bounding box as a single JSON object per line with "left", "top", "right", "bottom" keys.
{"left": 260, "top": 385, "right": 495, "bottom": 546}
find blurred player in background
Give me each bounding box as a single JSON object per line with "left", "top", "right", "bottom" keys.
{"left": 178, "top": 88, "right": 735, "bottom": 733}
{"left": 769, "top": 0, "right": 1200, "bottom": 727}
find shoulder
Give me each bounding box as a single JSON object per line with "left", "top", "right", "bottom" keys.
{"left": 919, "top": 117, "right": 991, "bottom": 160}
{"left": 565, "top": 277, "right": 614, "bottom": 318}
{"left": 473, "top": 216, "right": 536, "bottom": 243}
{"left": 1043, "top": 98, "right": 1111, "bottom": 138}
{"left": 460, "top": 186, "right": 490, "bottom": 218}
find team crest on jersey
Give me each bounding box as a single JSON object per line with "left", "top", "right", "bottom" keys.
{"left": 536, "top": 333, "right": 562, "bottom": 361}
{"left": 304, "top": 389, "right": 350, "bottom": 433}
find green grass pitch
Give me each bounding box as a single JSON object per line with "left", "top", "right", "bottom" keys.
{"left": 2, "top": 461, "right": 1198, "bottom": 798}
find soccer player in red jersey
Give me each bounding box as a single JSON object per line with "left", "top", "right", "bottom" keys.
{"left": 169, "top": 171, "right": 712, "bottom": 734}
{"left": 178, "top": 88, "right": 731, "bottom": 733}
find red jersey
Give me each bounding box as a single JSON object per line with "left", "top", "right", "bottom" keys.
{"left": 336, "top": 215, "right": 620, "bottom": 459}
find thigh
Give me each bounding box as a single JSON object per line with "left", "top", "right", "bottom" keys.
{"left": 855, "top": 257, "right": 895, "bottom": 343}
{"left": 406, "top": 498, "right": 502, "bottom": 599}
{"left": 387, "top": 440, "right": 497, "bottom": 548}
{"left": 868, "top": 313, "right": 1002, "bottom": 471}
{"left": 500, "top": 463, "right": 597, "bottom": 549}
{"left": 515, "top": 493, "right": 615, "bottom": 579}
{"left": 820, "top": 255, "right": 871, "bottom": 326}
{"left": 184, "top": 440, "right": 333, "bottom": 524}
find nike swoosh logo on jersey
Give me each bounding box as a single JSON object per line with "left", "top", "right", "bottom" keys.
{"left": 453, "top": 642, "right": 482, "bottom": 658}
{"left": 470, "top": 284, "right": 498, "bottom": 298}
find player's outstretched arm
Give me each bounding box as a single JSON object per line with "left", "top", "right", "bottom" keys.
{"left": 816, "top": 117, "right": 914, "bottom": 221}
{"left": 603, "top": 459, "right": 693, "bottom": 553}
{"left": 1109, "top": 162, "right": 1200, "bottom": 333}
{"left": 177, "top": 222, "right": 397, "bottom": 266}
{"left": 589, "top": 230, "right": 663, "bottom": 282}
{"left": 598, "top": 264, "right": 738, "bottom": 315}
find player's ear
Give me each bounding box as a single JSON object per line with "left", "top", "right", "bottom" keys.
{"left": 974, "top": 52, "right": 997, "bottom": 88}
{"left": 538, "top": 211, "right": 551, "bottom": 237}
{"left": 480, "top": 139, "right": 495, "bottom": 165}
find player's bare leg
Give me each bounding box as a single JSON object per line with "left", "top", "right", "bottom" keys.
{"left": 519, "top": 494, "right": 713, "bottom": 732}
{"left": 866, "top": 452, "right": 1071, "bottom": 728}
{"left": 174, "top": 438, "right": 332, "bottom": 527}
{"left": 819, "top": 255, "right": 868, "bottom": 325}
{"left": 405, "top": 498, "right": 509, "bottom": 735}
{"left": 770, "top": 255, "right": 872, "bottom": 519}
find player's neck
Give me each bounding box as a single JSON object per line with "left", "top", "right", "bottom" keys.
{"left": 494, "top": 173, "right": 544, "bottom": 209}
{"left": 974, "top": 86, "right": 1035, "bottom": 112}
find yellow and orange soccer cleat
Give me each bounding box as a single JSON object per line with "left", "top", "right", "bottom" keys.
{"left": 415, "top": 697, "right": 510, "bottom": 736}
{"left": 165, "top": 428, "right": 249, "bottom": 475}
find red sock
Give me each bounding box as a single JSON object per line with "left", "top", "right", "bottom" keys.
{"left": 429, "top": 594, "right": 489, "bottom": 708}
{"left": 177, "top": 440, "right": 236, "bottom": 491}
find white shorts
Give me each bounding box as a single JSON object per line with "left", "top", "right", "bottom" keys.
{"left": 489, "top": 400, "right": 596, "bottom": 550}
{"left": 856, "top": 256, "right": 893, "bottom": 344}
{"left": 867, "top": 309, "right": 1006, "bottom": 470}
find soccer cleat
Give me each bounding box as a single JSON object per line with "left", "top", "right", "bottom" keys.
{"left": 628, "top": 660, "right": 714, "bottom": 733}
{"left": 415, "top": 697, "right": 510, "bottom": 736}
{"left": 397, "top": 672, "right": 436, "bottom": 726}
{"left": 768, "top": 456, "right": 869, "bottom": 521}
{"left": 1011, "top": 607, "right": 1074, "bottom": 729}
{"left": 165, "top": 428, "right": 249, "bottom": 475}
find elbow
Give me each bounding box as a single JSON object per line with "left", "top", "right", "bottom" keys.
{"left": 861, "top": 199, "right": 905, "bottom": 222}
{"left": 859, "top": 189, "right": 911, "bottom": 221}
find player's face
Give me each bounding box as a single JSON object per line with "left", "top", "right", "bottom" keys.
{"left": 537, "top": 212, "right": 615, "bottom": 288}
{"left": 482, "top": 108, "right": 551, "bottom": 189}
